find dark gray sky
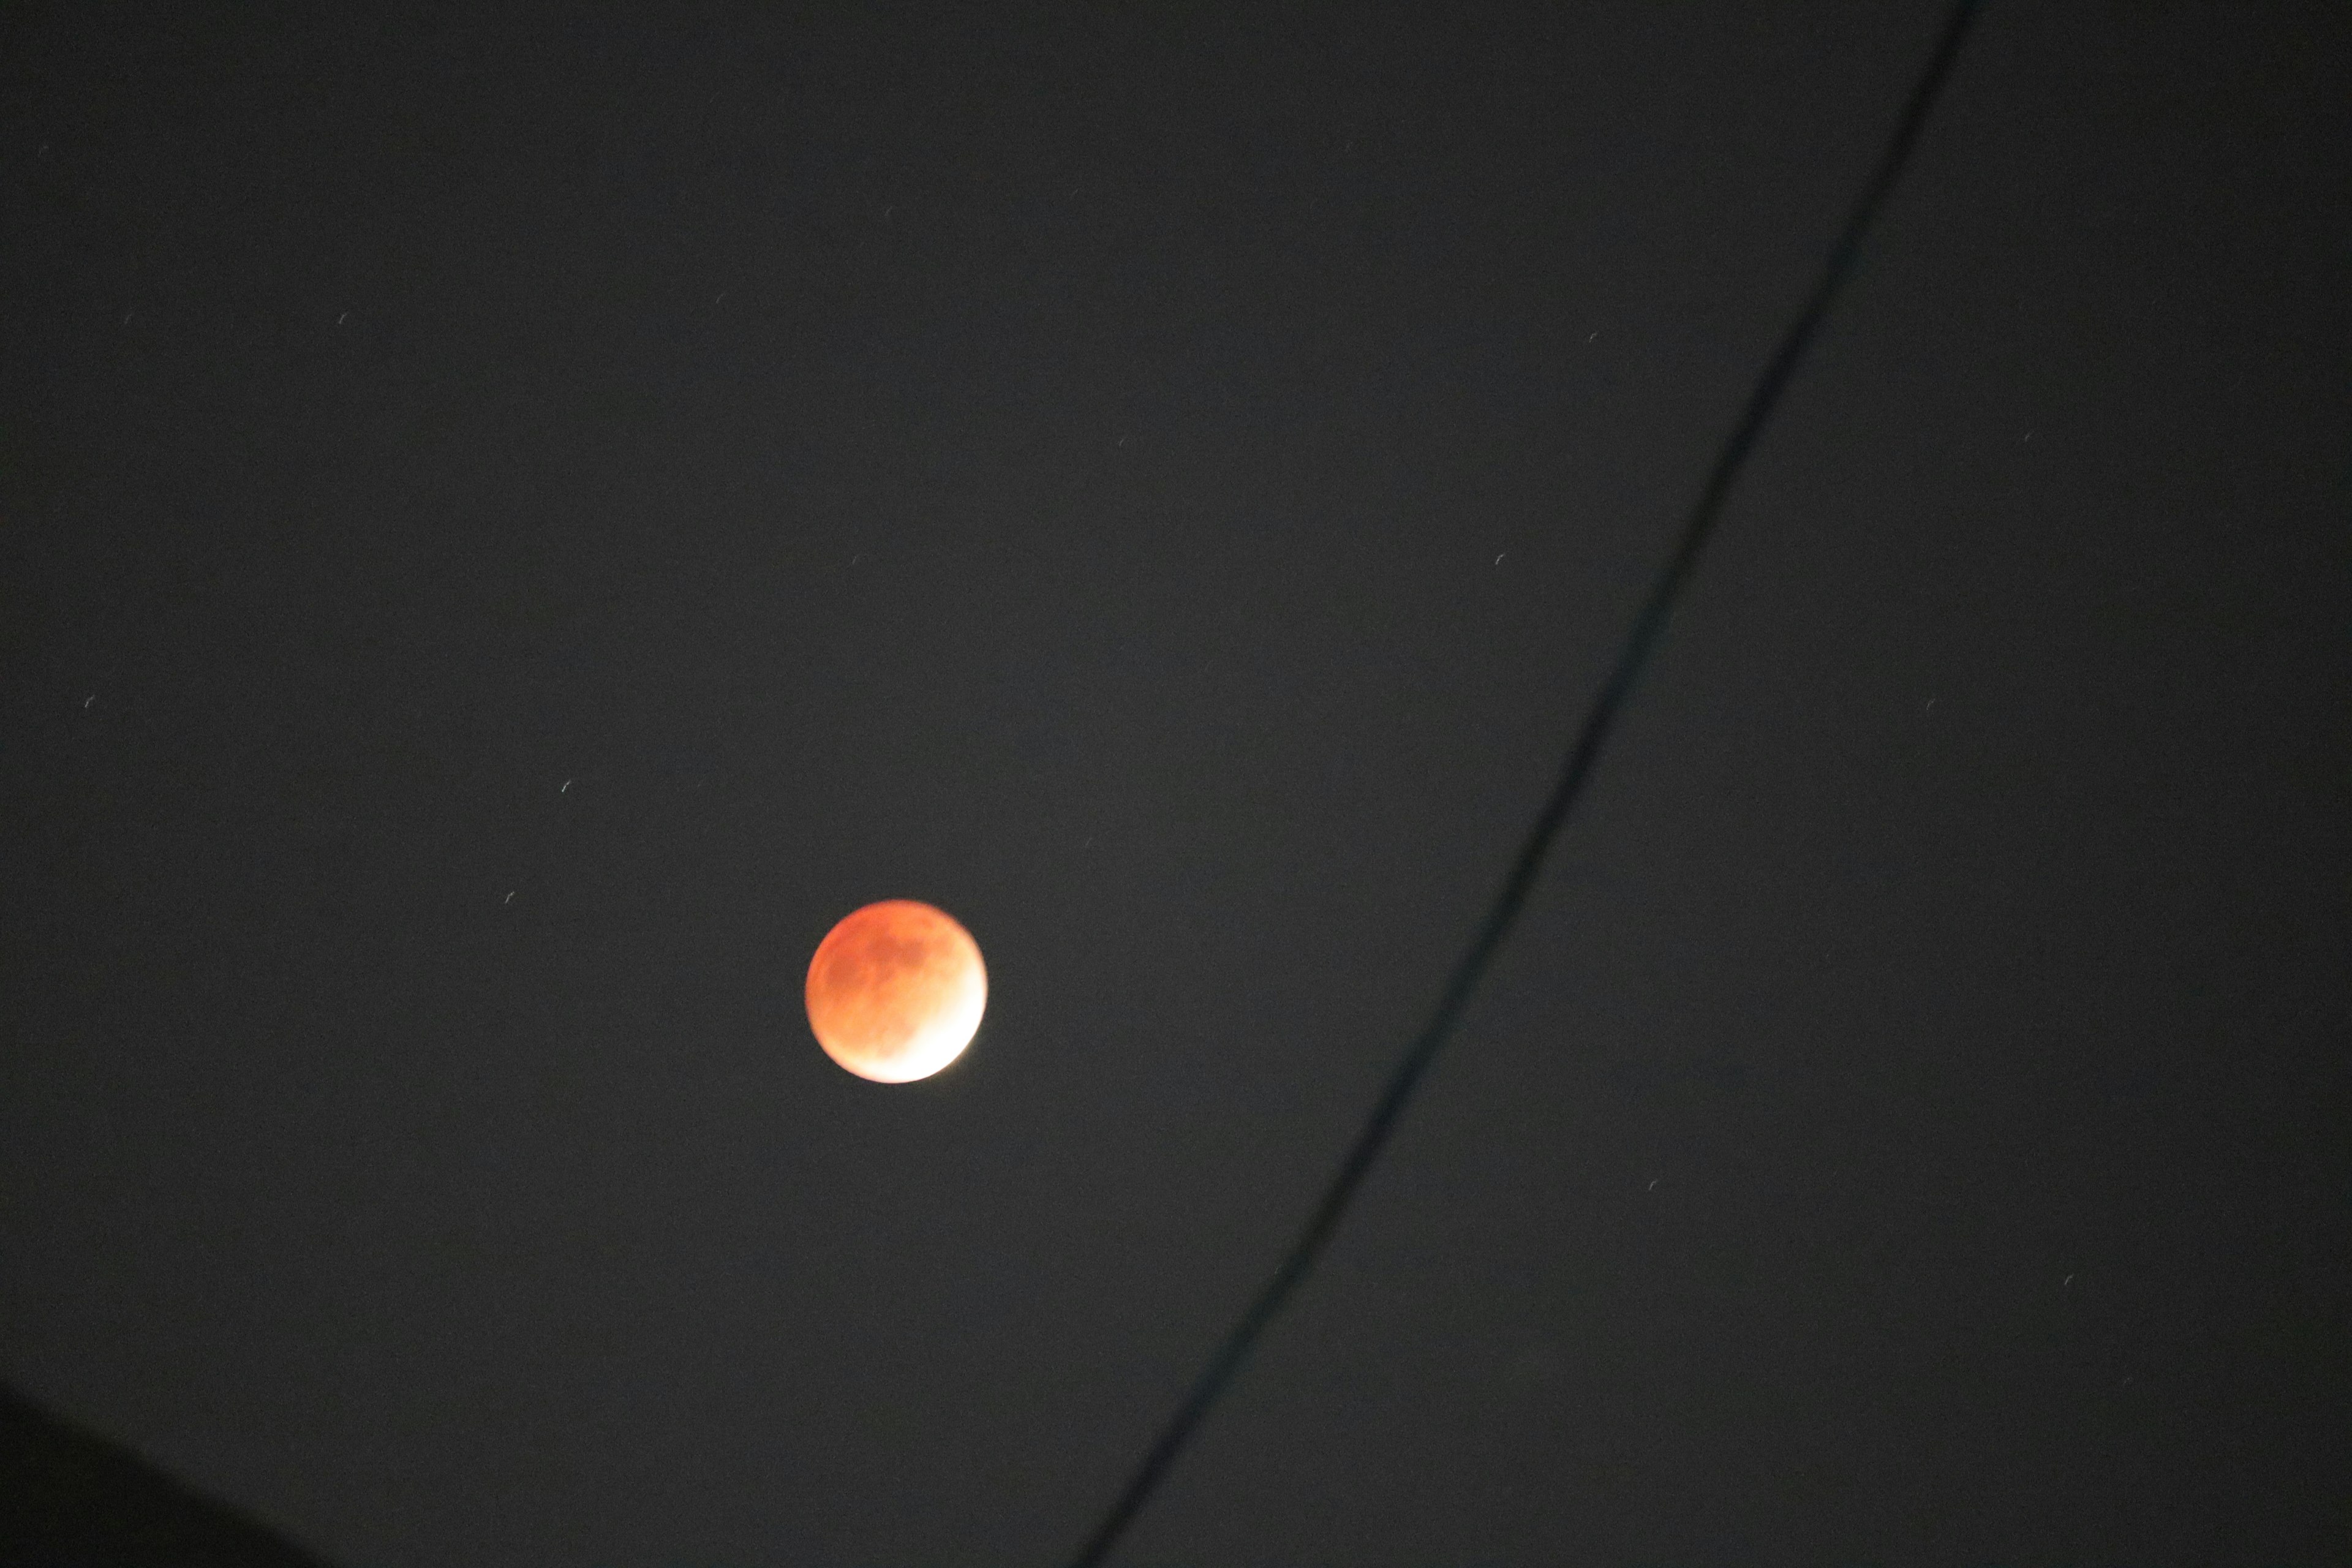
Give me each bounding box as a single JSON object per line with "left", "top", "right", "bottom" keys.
{"left": 4, "top": 3, "right": 2348, "bottom": 1564}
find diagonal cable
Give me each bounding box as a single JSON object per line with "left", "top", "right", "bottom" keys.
{"left": 1063, "top": 5, "right": 1985, "bottom": 1564}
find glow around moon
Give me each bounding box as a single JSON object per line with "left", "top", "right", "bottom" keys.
{"left": 804, "top": 900, "right": 986, "bottom": 1083}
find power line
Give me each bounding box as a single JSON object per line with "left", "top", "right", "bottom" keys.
{"left": 1060, "top": 4, "right": 1986, "bottom": 1564}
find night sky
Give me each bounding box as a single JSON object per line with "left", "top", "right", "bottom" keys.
{"left": 4, "top": 4, "right": 2349, "bottom": 1564}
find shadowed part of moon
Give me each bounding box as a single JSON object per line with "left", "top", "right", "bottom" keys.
{"left": 805, "top": 900, "right": 986, "bottom": 1083}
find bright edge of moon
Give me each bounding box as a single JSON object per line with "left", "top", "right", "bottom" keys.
{"left": 805, "top": 899, "right": 986, "bottom": 1084}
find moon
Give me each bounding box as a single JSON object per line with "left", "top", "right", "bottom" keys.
{"left": 804, "top": 899, "right": 986, "bottom": 1083}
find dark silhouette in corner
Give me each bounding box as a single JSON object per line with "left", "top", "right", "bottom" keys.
{"left": 0, "top": 1383, "right": 333, "bottom": 1567}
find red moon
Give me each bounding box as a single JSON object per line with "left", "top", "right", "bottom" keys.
{"left": 804, "top": 900, "right": 986, "bottom": 1083}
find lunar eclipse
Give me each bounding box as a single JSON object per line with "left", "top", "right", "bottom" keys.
{"left": 805, "top": 900, "right": 987, "bottom": 1082}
